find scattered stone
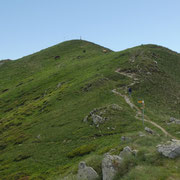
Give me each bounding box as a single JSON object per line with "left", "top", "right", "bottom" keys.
{"left": 83, "top": 115, "right": 89, "bottom": 123}
{"left": 77, "top": 161, "right": 99, "bottom": 180}
{"left": 121, "top": 136, "right": 131, "bottom": 142}
{"left": 154, "top": 60, "right": 158, "bottom": 64}
{"left": 83, "top": 104, "right": 121, "bottom": 126}
{"left": 109, "top": 104, "right": 122, "bottom": 110}
{"left": 139, "top": 131, "right": 146, "bottom": 137}
{"left": 62, "top": 139, "right": 67, "bottom": 144}
{"left": 92, "top": 114, "right": 105, "bottom": 125}
{"left": 157, "top": 139, "right": 180, "bottom": 158}
{"left": 119, "top": 146, "right": 133, "bottom": 158}
{"left": 102, "top": 154, "right": 123, "bottom": 180}
{"left": 145, "top": 127, "right": 154, "bottom": 134}
{"left": 129, "top": 56, "right": 135, "bottom": 63}
{"left": 170, "top": 117, "right": 180, "bottom": 124}
{"left": 36, "top": 134, "right": 41, "bottom": 139}
{"left": 57, "top": 82, "right": 62, "bottom": 88}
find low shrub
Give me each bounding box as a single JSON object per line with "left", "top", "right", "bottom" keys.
{"left": 114, "top": 155, "right": 137, "bottom": 179}
{"left": 67, "top": 144, "right": 96, "bottom": 158}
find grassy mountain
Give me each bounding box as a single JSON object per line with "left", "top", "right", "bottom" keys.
{"left": 0, "top": 40, "right": 180, "bottom": 179}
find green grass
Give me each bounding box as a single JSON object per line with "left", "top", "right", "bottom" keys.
{"left": 0, "top": 40, "right": 180, "bottom": 179}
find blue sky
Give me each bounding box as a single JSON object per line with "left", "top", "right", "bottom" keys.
{"left": 0, "top": 0, "right": 180, "bottom": 60}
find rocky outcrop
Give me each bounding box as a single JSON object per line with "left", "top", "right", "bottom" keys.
{"left": 83, "top": 104, "right": 122, "bottom": 126}
{"left": 110, "top": 104, "right": 122, "bottom": 111}
{"left": 92, "top": 114, "right": 105, "bottom": 125}
{"left": 102, "top": 154, "right": 123, "bottom": 180}
{"left": 157, "top": 139, "right": 180, "bottom": 158}
{"left": 76, "top": 146, "right": 136, "bottom": 180}
{"left": 77, "top": 161, "right": 99, "bottom": 180}
{"left": 102, "top": 146, "right": 135, "bottom": 180}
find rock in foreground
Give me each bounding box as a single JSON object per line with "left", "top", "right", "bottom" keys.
{"left": 102, "top": 154, "right": 123, "bottom": 180}
{"left": 157, "top": 139, "right": 180, "bottom": 158}
{"left": 77, "top": 161, "right": 99, "bottom": 180}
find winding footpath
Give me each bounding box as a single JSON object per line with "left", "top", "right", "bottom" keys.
{"left": 112, "top": 69, "right": 175, "bottom": 139}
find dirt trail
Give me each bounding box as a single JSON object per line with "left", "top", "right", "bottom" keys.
{"left": 112, "top": 69, "right": 175, "bottom": 139}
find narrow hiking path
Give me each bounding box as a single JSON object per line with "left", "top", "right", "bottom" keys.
{"left": 113, "top": 69, "right": 176, "bottom": 139}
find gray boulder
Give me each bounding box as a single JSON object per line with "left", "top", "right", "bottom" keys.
{"left": 145, "top": 127, "right": 154, "bottom": 134}
{"left": 102, "top": 154, "right": 123, "bottom": 180}
{"left": 157, "top": 139, "right": 180, "bottom": 158}
{"left": 77, "top": 161, "right": 99, "bottom": 180}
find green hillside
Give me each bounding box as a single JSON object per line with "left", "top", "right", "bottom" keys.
{"left": 0, "top": 40, "right": 180, "bottom": 180}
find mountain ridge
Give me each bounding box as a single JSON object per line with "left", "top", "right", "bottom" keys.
{"left": 0, "top": 40, "right": 180, "bottom": 179}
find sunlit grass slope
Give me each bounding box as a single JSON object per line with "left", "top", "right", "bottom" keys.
{"left": 0, "top": 40, "right": 180, "bottom": 179}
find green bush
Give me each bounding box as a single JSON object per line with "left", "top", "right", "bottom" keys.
{"left": 67, "top": 144, "right": 96, "bottom": 158}
{"left": 114, "top": 155, "right": 137, "bottom": 179}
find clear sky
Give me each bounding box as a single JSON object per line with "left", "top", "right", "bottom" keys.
{"left": 0, "top": 0, "right": 180, "bottom": 60}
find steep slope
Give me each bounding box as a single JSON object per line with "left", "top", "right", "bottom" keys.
{"left": 0, "top": 41, "right": 180, "bottom": 179}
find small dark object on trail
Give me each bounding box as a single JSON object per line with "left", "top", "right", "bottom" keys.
{"left": 54, "top": 56, "right": 60, "bottom": 60}
{"left": 128, "top": 88, "right": 132, "bottom": 96}
{"left": 83, "top": 50, "right": 86, "bottom": 53}
{"left": 128, "top": 88, "right": 132, "bottom": 93}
